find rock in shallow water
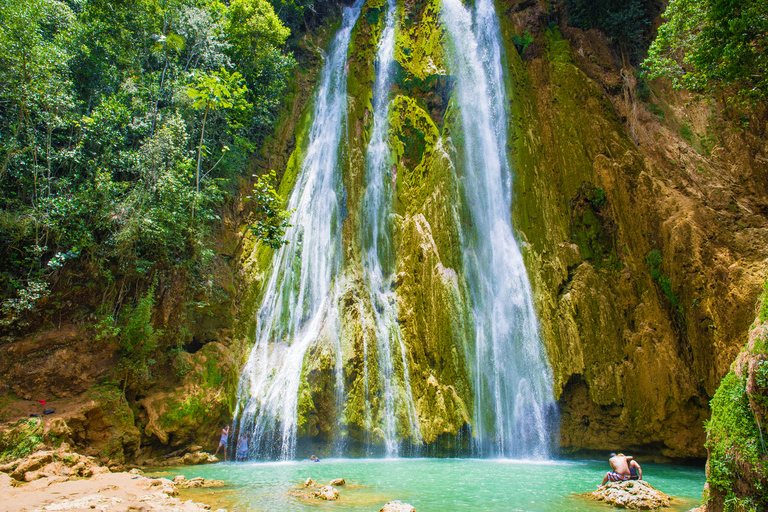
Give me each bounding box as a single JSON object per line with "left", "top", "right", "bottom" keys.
{"left": 328, "top": 477, "right": 345, "bottom": 486}
{"left": 313, "top": 485, "right": 340, "bottom": 500}
{"left": 591, "top": 480, "right": 671, "bottom": 509}
{"left": 380, "top": 501, "right": 417, "bottom": 512}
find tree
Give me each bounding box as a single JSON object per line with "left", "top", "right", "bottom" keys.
{"left": 186, "top": 68, "right": 250, "bottom": 206}
{"left": 564, "top": 0, "right": 651, "bottom": 60}
{"left": 644, "top": 0, "right": 768, "bottom": 103}
{"left": 248, "top": 170, "right": 291, "bottom": 249}
{"left": 225, "top": 0, "right": 295, "bottom": 133}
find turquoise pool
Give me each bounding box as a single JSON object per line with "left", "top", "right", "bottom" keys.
{"left": 157, "top": 458, "right": 705, "bottom": 511}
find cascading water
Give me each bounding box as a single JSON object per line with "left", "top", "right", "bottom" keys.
{"left": 441, "top": 0, "right": 557, "bottom": 458}
{"left": 359, "top": 0, "right": 421, "bottom": 457}
{"left": 233, "top": 0, "right": 556, "bottom": 461}
{"left": 232, "top": 0, "right": 363, "bottom": 461}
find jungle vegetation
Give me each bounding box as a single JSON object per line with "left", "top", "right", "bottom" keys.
{"left": 0, "top": 0, "right": 297, "bottom": 335}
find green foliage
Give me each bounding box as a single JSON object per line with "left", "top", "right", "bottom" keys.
{"left": 680, "top": 123, "right": 694, "bottom": 142}
{"left": 0, "top": 418, "right": 44, "bottom": 462}
{"left": 268, "top": 0, "right": 315, "bottom": 34}
{"left": 511, "top": 31, "right": 534, "bottom": 55}
{"left": 706, "top": 371, "right": 768, "bottom": 510}
{"left": 648, "top": 103, "right": 665, "bottom": 119}
{"left": 634, "top": 70, "right": 651, "bottom": 101}
{"left": 119, "top": 285, "right": 161, "bottom": 383}
{"left": 760, "top": 280, "right": 768, "bottom": 323}
{"left": 644, "top": 0, "right": 768, "bottom": 104}
{"left": 564, "top": 0, "right": 651, "bottom": 60}
{"left": 160, "top": 392, "right": 215, "bottom": 428}
{"left": 645, "top": 249, "right": 685, "bottom": 324}
{"left": 248, "top": 170, "right": 292, "bottom": 249}
{"left": 0, "top": 0, "right": 294, "bottom": 332}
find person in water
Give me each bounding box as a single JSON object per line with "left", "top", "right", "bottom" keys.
{"left": 629, "top": 458, "right": 643, "bottom": 480}
{"left": 213, "top": 425, "right": 229, "bottom": 461}
{"left": 236, "top": 434, "right": 249, "bottom": 460}
{"left": 601, "top": 453, "right": 635, "bottom": 485}
{"left": 310, "top": 455, "right": 320, "bottom": 462}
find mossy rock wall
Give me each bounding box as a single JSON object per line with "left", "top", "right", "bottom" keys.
{"left": 235, "top": 0, "right": 768, "bottom": 458}
{"left": 496, "top": 0, "right": 768, "bottom": 458}
{"left": 702, "top": 307, "right": 768, "bottom": 511}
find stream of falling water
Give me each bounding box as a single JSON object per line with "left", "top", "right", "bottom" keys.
{"left": 232, "top": 0, "right": 363, "bottom": 461}
{"left": 234, "top": 0, "right": 556, "bottom": 461}
{"left": 441, "top": 0, "right": 557, "bottom": 458}
{"left": 360, "top": 0, "right": 421, "bottom": 457}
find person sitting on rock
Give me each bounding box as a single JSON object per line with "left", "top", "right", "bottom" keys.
{"left": 601, "top": 452, "right": 634, "bottom": 485}
{"left": 310, "top": 455, "right": 320, "bottom": 462}
{"left": 213, "top": 425, "right": 229, "bottom": 461}
{"left": 629, "top": 458, "right": 642, "bottom": 480}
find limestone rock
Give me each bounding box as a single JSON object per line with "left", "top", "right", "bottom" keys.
{"left": 144, "top": 451, "right": 218, "bottom": 467}
{"left": 140, "top": 343, "right": 232, "bottom": 450}
{"left": 328, "top": 477, "right": 345, "bottom": 486}
{"left": 303, "top": 477, "right": 315, "bottom": 487}
{"left": 174, "top": 476, "right": 225, "bottom": 489}
{"left": 591, "top": 480, "right": 671, "bottom": 509}
{"left": 313, "top": 485, "right": 340, "bottom": 500}
{"left": 7, "top": 448, "right": 103, "bottom": 482}
{"left": 380, "top": 501, "right": 417, "bottom": 512}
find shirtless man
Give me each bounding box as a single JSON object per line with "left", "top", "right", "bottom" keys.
{"left": 601, "top": 453, "right": 634, "bottom": 486}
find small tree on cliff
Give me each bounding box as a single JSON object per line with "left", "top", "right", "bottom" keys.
{"left": 644, "top": 0, "right": 768, "bottom": 104}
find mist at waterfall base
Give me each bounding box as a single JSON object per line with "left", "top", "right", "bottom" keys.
{"left": 232, "top": 0, "right": 558, "bottom": 459}
{"left": 162, "top": 459, "right": 705, "bottom": 512}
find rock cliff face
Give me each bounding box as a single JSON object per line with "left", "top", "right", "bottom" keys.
{"left": 496, "top": 1, "right": 767, "bottom": 459}
{"left": 237, "top": 0, "right": 768, "bottom": 459}
{"left": 1, "top": 0, "right": 765, "bottom": 463}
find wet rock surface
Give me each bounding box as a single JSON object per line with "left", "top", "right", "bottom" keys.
{"left": 313, "top": 485, "right": 340, "bottom": 500}
{"left": 591, "top": 480, "right": 671, "bottom": 509}
{"left": 173, "top": 475, "right": 226, "bottom": 488}
{"left": 143, "top": 450, "right": 219, "bottom": 467}
{"left": 380, "top": 501, "right": 417, "bottom": 512}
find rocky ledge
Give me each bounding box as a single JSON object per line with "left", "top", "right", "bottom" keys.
{"left": 590, "top": 480, "right": 672, "bottom": 509}
{"left": 0, "top": 444, "right": 226, "bottom": 512}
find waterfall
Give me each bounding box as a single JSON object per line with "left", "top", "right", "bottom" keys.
{"left": 233, "top": 0, "right": 557, "bottom": 461}
{"left": 232, "top": 0, "right": 363, "bottom": 461}
{"left": 441, "top": 0, "right": 557, "bottom": 458}
{"left": 360, "top": 0, "right": 421, "bottom": 457}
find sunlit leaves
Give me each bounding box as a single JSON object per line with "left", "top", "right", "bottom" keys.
{"left": 645, "top": 0, "right": 768, "bottom": 103}
{"left": 247, "top": 170, "right": 292, "bottom": 249}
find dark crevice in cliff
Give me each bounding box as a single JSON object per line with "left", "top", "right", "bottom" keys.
{"left": 557, "top": 263, "right": 581, "bottom": 298}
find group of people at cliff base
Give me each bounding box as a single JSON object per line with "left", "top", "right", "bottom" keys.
{"left": 601, "top": 452, "right": 642, "bottom": 486}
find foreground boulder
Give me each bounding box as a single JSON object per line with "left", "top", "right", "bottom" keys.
{"left": 380, "top": 501, "right": 417, "bottom": 512}
{"left": 173, "top": 475, "right": 226, "bottom": 488}
{"left": 591, "top": 480, "right": 671, "bottom": 509}
{"left": 313, "top": 485, "right": 340, "bottom": 500}
{"left": 144, "top": 450, "right": 219, "bottom": 467}
{"left": 0, "top": 448, "right": 225, "bottom": 512}
{"left": 1, "top": 444, "right": 107, "bottom": 482}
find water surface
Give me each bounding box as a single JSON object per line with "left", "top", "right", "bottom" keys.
{"left": 161, "top": 458, "right": 705, "bottom": 511}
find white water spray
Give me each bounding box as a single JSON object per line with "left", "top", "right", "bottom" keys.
{"left": 441, "top": 0, "right": 557, "bottom": 458}
{"left": 232, "top": 0, "right": 363, "bottom": 461}
{"left": 360, "top": 0, "right": 421, "bottom": 457}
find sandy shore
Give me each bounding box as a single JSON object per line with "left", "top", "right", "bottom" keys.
{"left": 0, "top": 471, "right": 224, "bottom": 512}
{"left": 0, "top": 447, "right": 225, "bottom": 512}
